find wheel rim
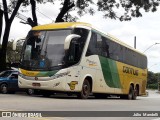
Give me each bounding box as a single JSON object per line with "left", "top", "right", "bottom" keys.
{"left": 128, "top": 87, "right": 133, "bottom": 100}
{"left": 133, "top": 88, "right": 138, "bottom": 99}
{"left": 82, "top": 80, "right": 91, "bottom": 99}
{"left": 1, "top": 84, "right": 7, "bottom": 94}
{"left": 28, "top": 89, "right": 34, "bottom": 95}
{"left": 83, "top": 84, "right": 89, "bottom": 96}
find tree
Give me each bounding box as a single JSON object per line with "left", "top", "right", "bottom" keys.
{"left": 21, "top": 0, "right": 160, "bottom": 26}
{"left": 55, "top": 0, "right": 75, "bottom": 22}
{"left": 147, "top": 71, "right": 160, "bottom": 89}
{"left": 97, "top": 0, "right": 160, "bottom": 21}
{"left": 147, "top": 71, "right": 157, "bottom": 85}
{"left": 0, "top": 0, "right": 25, "bottom": 71}
{"left": 20, "top": 0, "right": 38, "bottom": 27}
{"left": 6, "top": 40, "right": 23, "bottom": 64}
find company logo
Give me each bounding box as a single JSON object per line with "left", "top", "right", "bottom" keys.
{"left": 86, "top": 59, "right": 97, "bottom": 66}
{"left": 123, "top": 66, "right": 138, "bottom": 76}
{"left": 68, "top": 81, "right": 78, "bottom": 90}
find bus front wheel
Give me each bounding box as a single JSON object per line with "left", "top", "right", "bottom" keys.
{"left": 77, "top": 79, "right": 91, "bottom": 99}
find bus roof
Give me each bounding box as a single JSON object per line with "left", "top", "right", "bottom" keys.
{"left": 32, "top": 22, "right": 92, "bottom": 30}
{"left": 32, "top": 22, "right": 145, "bottom": 56}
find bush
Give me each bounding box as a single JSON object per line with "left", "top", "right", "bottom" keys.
{"left": 147, "top": 84, "right": 158, "bottom": 89}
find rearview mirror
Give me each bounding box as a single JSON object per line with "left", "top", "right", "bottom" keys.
{"left": 64, "top": 34, "right": 81, "bottom": 50}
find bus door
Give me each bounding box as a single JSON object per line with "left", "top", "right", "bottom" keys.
{"left": 65, "top": 39, "right": 81, "bottom": 91}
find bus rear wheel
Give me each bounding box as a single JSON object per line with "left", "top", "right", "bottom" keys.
{"left": 120, "top": 85, "right": 136, "bottom": 100}
{"left": 133, "top": 86, "right": 138, "bottom": 100}
{"left": 77, "top": 79, "right": 91, "bottom": 99}
{"left": 128, "top": 85, "right": 136, "bottom": 100}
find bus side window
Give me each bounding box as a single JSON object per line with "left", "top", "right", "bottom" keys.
{"left": 96, "top": 34, "right": 102, "bottom": 55}
{"left": 101, "top": 37, "right": 110, "bottom": 58}
{"left": 73, "top": 28, "right": 89, "bottom": 59}
{"left": 86, "top": 32, "right": 97, "bottom": 56}
{"left": 86, "top": 32, "right": 110, "bottom": 58}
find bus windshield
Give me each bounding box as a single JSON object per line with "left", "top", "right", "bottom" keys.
{"left": 21, "top": 29, "right": 71, "bottom": 70}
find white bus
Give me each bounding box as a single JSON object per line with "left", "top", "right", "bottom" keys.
{"left": 15, "top": 22, "right": 147, "bottom": 99}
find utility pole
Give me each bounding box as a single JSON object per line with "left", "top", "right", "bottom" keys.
{"left": 134, "top": 36, "right": 136, "bottom": 49}
{"left": 158, "top": 73, "right": 160, "bottom": 91}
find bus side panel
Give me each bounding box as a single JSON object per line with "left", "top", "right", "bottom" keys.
{"left": 79, "top": 55, "right": 98, "bottom": 92}
{"left": 82, "top": 55, "right": 115, "bottom": 94}
{"left": 98, "top": 56, "right": 122, "bottom": 93}
{"left": 64, "top": 65, "right": 97, "bottom": 93}
{"left": 116, "top": 61, "right": 147, "bottom": 95}
{"left": 65, "top": 66, "right": 81, "bottom": 92}
{"left": 94, "top": 69, "right": 114, "bottom": 93}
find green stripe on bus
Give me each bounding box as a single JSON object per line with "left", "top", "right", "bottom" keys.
{"left": 99, "top": 56, "right": 122, "bottom": 88}
{"left": 37, "top": 70, "right": 58, "bottom": 77}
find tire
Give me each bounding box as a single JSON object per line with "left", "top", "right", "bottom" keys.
{"left": 133, "top": 86, "right": 138, "bottom": 100}
{"left": 26, "top": 89, "right": 34, "bottom": 95}
{"left": 0, "top": 84, "right": 8, "bottom": 94}
{"left": 77, "top": 79, "right": 91, "bottom": 99}
{"left": 120, "top": 86, "right": 137, "bottom": 100}
{"left": 128, "top": 85, "right": 134, "bottom": 100}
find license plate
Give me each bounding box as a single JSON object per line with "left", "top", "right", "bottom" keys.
{"left": 32, "top": 83, "right": 41, "bottom": 87}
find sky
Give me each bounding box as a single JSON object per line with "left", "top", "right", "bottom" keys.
{"left": 1, "top": 2, "right": 160, "bottom": 73}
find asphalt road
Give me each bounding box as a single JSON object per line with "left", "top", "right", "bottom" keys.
{"left": 0, "top": 90, "right": 160, "bottom": 120}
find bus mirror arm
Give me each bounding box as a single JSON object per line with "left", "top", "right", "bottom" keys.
{"left": 64, "top": 34, "right": 81, "bottom": 50}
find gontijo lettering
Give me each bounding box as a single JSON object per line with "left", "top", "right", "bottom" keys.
{"left": 123, "top": 66, "right": 139, "bottom": 76}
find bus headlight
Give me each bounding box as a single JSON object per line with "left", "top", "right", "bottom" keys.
{"left": 51, "top": 71, "right": 70, "bottom": 79}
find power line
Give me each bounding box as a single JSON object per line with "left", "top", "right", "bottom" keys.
{"left": 0, "top": 2, "right": 54, "bottom": 24}
{"left": 15, "top": 12, "right": 28, "bottom": 22}
{"left": 36, "top": 9, "right": 54, "bottom": 22}
{"left": 0, "top": 2, "right": 28, "bottom": 23}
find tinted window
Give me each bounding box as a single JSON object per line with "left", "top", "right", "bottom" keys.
{"left": 86, "top": 31, "right": 147, "bottom": 69}
{"left": 11, "top": 74, "right": 18, "bottom": 79}
{"left": 86, "top": 32, "right": 97, "bottom": 56}
{"left": 66, "top": 28, "right": 89, "bottom": 66}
